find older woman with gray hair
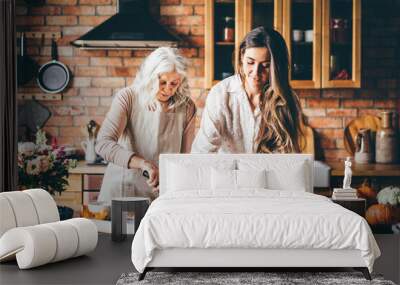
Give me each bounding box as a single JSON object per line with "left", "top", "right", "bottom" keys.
{"left": 95, "top": 47, "right": 196, "bottom": 202}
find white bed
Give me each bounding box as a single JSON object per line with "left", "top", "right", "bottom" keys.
{"left": 131, "top": 154, "right": 380, "bottom": 280}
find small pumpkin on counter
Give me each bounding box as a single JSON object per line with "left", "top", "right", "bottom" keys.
{"left": 357, "top": 179, "right": 377, "bottom": 200}
{"left": 366, "top": 204, "right": 393, "bottom": 225}
{"left": 393, "top": 207, "right": 400, "bottom": 223}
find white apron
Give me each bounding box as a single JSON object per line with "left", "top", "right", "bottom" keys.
{"left": 98, "top": 103, "right": 186, "bottom": 204}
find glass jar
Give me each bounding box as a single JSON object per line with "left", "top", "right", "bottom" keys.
{"left": 223, "top": 17, "right": 234, "bottom": 42}
{"left": 376, "top": 111, "right": 398, "bottom": 163}
{"left": 331, "top": 18, "right": 349, "bottom": 44}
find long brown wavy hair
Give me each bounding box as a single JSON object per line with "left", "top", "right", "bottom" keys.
{"left": 238, "top": 27, "right": 305, "bottom": 153}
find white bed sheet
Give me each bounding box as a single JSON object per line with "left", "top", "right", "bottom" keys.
{"left": 131, "top": 190, "right": 380, "bottom": 273}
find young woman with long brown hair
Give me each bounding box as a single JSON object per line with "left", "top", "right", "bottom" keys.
{"left": 192, "top": 26, "right": 305, "bottom": 154}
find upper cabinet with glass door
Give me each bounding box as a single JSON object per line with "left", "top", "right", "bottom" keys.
{"left": 322, "top": 0, "right": 361, "bottom": 88}
{"left": 205, "top": 0, "right": 282, "bottom": 89}
{"left": 205, "top": 0, "right": 237, "bottom": 89}
{"left": 205, "top": 0, "right": 361, "bottom": 89}
{"left": 282, "top": 0, "right": 322, "bottom": 89}
{"left": 282, "top": 0, "right": 360, "bottom": 88}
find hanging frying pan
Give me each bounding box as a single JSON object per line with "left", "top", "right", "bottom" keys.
{"left": 37, "top": 38, "right": 70, "bottom": 93}
{"left": 17, "top": 33, "right": 38, "bottom": 86}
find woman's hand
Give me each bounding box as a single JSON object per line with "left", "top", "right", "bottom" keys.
{"left": 151, "top": 185, "right": 160, "bottom": 198}
{"left": 141, "top": 160, "right": 159, "bottom": 188}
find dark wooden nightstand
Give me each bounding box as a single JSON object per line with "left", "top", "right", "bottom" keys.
{"left": 331, "top": 198, "right": 366, "bottom": 217}
{"left": 111, "top": 197, "right": 150, "bottom": 242}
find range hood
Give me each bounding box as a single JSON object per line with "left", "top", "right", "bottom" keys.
{"left": 71, "top": 0, "right": 180, "bottom": 49}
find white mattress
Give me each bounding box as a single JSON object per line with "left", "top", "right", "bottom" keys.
{"left": 131, "top": 190, "right": 380, "bottom": 273}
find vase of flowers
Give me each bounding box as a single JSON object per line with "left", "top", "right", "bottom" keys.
{"left": 18, "top": 129, "right": 77, "bottom": 195}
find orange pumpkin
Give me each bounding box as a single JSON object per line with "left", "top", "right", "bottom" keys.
{"left": 357, "top": 179, "right": 377, "bottom": 200}
{"left": 366, "top": 204, "right": 393, "bottom": 225}
{"left": 393, "top": 207, "right": 400, "bottom": 223}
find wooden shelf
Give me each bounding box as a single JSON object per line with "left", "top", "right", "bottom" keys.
{"left": 331, "top": 42, "right": 352, "bottom": 46}
{"left": 215, "top": 41, "right": 235, "bottom": 46}
{"left": 17, "top": 31, "right": 61, "bottom": 40}
{"left": 216, "top": 0, "right": 235, "bottom": 4}
{"left": 327, "top": 162, "right": 400, "bottom": 177}
{"left": 17, "top": 94, "right": 62, "bottom": 101}
{"left": 292, "top": 41, "right": 313, "bottom": 46}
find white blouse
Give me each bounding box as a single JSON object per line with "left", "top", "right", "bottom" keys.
{"left": 192, "top": 75, "right": 262, "bottom": 153}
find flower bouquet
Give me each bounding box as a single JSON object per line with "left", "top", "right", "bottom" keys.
{"left": 18, "top": 129, "right": 77, "bottom": 195}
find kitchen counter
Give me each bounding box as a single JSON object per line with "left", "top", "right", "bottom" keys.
{"left": 69, "top": 160, "right": 107, "bottom": 175}
{"left": 327, "top": 162, "right": 400, "bottom": 177}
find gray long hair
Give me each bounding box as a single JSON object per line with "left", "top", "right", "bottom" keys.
{"left": 132, "top": 47, "right": 190, "bottom": 109}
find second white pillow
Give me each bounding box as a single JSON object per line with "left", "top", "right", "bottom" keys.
{"left": 211, "top": 168, "right": 268, "bottom": 190}
{"left": 236, "top": 169, "right": 268, "bottom": 189}
{"left": 211, "top": 168, "right": 236, "bottom": 190}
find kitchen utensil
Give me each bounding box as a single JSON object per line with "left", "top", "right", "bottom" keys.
{"left": 376, "top": 111, "right": 398, "bottom": 163}
{"left": 344, "top": 115, "right": 381, "bottom": 155}
{"left": 292, "top": 29, "right": 304, "bottom": 42}
{"left": 18, "top": 100, "right": 51, "bottom": 134}
{"left": 222, "top": 17, "right": 234, "bottom": 42}
{"left": 17, "top": 33, "right": 38, "bottom": 86}
{"left": 305, "top": 30, "right": 313, "bottom": 42}
{"left": 142, "top": 170, "right": 159, "bottom": 187}
{"left": 354, "top": 128, "right": 373, "bottom": 164}
{"left": 331, "top": 18, "right": 350, "bottom": 44}
{"left": 81, "top": 138, "right": 97, "bottom": 164}
{"left": 37, "top": 38, "right": 70, "bottom": 93}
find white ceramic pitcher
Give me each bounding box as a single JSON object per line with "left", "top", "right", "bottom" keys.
{"left": 81, "top": 138, "right": 97, "bottom": 164}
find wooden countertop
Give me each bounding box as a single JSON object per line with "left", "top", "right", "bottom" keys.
{"left": 69, "top": 161, "right": 107, "bottom": 174}
{"left": 327, "top": 162, "right": 400, "bottom": 177}
{"left": 68, "top": 160, "right": 400, "bottom": 177}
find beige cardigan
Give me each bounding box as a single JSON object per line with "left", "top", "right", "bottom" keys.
{"left": 95, "top": 87, "right": 196, "bottom": 202}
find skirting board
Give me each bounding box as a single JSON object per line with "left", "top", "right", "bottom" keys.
{"left": 148, "top": 248, "right": 367, "bottom": 268}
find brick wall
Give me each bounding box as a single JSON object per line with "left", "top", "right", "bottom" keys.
{"left": 16, "top": 0, "right": 399, "bottom": 162}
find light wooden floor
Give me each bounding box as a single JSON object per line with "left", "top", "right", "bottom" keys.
{"left": 0, "top": 233, "right": 133, "bottom": 285}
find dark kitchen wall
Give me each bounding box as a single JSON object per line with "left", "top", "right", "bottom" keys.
{"left": 16, "top": 0, "right": 399, "bottom": 161}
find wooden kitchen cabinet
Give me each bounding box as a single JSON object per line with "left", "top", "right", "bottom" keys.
{"left": 281, "top": 0, "right": 361, "bottom": 88}
{"left": 282, "top": 0, "right": 322, "bottom": 89}
{"left": 205, "top": 0, "right": 361, "bottom": 89}
{"left": 321, "top": 0, "right": 361, "bottom": 88}
{"left": 205, "top": 0, "right": 282, "bottom": 89}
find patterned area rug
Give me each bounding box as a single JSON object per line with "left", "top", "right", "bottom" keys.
{"left": 116, "top": 271, "right": 395, "bottom": 285}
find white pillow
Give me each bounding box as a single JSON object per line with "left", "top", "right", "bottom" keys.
{"left": 167, "top": 163, "right": 209, "bottom": 191}
{"left": 167, "top": 160, "right": 236, "bottom": 192}
{"left": 211, "top": 169, "right": 268, "bottom": 190}
{"left": 236, "top": 169, "right": 267, "bottom": 189}
{"left": 265, "top": 161, "right": 308, "bottom": 191}
{"left": 238, "top": 159, "right": 310, "bottom": 192}
{"left": 211, "top": 168, "right": 236, "bottom": 190}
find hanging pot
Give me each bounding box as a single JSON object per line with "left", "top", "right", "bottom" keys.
{"left": 17, "top": 32, "right": 38, "bottom": 86}
{"left": 37, "top": 38, "right": 70, "bottom": 93}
